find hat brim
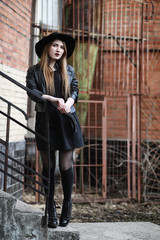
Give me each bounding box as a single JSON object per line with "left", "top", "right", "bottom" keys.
{"left": 35, "top": 32, "right": 75, "bottom": 59}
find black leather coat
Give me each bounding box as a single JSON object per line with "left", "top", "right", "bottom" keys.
{"left": 26, "top": 63, "right": 79, "bottom": 113}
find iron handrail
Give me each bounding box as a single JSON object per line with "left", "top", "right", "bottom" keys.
{"left": 0, "top": 71, "right": 48, "bottom": 103}
{"left": 0, "top": 70, "right": 51, "bottom": 227}
{"left": 0, "top": 70, "right": 78, "bottom": 226}
{"left": 0, "top": 96, "right": 28, "bottom": 120}
{"left": 0, "top": 110, "right": 48, "bottom": 142}
{"left": 0, "top": 151, "right": 48, "bottom": 197}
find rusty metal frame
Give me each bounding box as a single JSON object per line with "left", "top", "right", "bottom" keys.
{"left": 26, "top": 0, "right": 160, "bottom": 203}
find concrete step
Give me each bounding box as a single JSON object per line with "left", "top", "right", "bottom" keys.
{"left": 0, "top": 190, "right": 79, "bottom": 240}
{"left": 70, "top": 222, "right": 160, "bottom": 240}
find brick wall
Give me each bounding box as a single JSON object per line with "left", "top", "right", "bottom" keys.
{"left": 102, "top": 0, "right": 160, "bottom": 95}
{"left": 0, "top": 0, "right": 33, "bottom": 198}
{"left": 103, "top": 1, "right": 160, "bottom": 141}
{"left": 87, "top": 0, "right": 160, "bottom": 141}
{"left": 0, "top": 0, "right": 32, "bottom": 141}
{"left": 0, "top": 0, "right": 32, "bottom": 71}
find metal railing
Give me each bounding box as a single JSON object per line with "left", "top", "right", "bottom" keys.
{"left": 0, "top": 71, "right": 51, "bottom": 227}
{"left": 0, "top": 70, "right": 81, "bottom": 225}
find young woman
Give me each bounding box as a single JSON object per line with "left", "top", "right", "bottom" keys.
{"left": 26, "top": 32, "right": 84, "bottom": 228}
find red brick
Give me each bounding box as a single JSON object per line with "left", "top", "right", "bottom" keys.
{"left": 1, "top": 0, "right": 32, "bottom": 71}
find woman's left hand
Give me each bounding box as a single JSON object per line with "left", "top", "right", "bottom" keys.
{"left": 58, "top": 97, "right": 74, "bottom": 114}
{"left": 58, "top": 103, "right": 71, "bottom": 114}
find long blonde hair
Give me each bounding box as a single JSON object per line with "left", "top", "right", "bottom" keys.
{"left": 39, "top": 40, "right": 70, "bottom": 100}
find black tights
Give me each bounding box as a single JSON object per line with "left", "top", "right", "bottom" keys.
{"left": 40, "top": 150, "right": 74, "bottom": 203}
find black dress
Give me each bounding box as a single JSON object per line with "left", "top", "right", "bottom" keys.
{"left": 35, "top": 70, "right": 84, "bottom": 151}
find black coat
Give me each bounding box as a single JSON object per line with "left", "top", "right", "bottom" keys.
{"left": 26, "top": 63, "right": 84, "bottom": 150}
{"left": 26, "top": 63, "right": 79, "bottom": 113}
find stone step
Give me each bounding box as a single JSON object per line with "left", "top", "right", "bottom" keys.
{"left": 0, "top": 190, "right": 79, "bottom": 240}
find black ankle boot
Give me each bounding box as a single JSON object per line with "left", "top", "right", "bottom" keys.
{"left": 59, "top": 201, "right": 72, "bottom": 227}
{"left": 48, "top": 201, "right": 58, "bottom": 228}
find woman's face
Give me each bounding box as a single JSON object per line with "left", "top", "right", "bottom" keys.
{"left": 48, "top": 39, "right": 65, "bottom": 61}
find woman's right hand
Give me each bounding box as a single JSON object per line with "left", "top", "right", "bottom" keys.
{"left": 56, "top": 98, "right": 65, "bottom": 109}
{"left": 42, "top": 95, "right": 65, "bottom": 109}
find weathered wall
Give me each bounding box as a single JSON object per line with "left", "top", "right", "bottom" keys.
{"left": 0, "top": 0, "right": 33, "bottom": 197}
{"left": 0, "top": 0, "right": 32, "bottom": 141}
{"left": 88, "top": 0, "right": 160, "bottom": 141}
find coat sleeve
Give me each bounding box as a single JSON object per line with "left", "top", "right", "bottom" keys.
{"left": 68, "top": 66, "right": 79, "bottom": 103}
{"left": 26, "top": 66, "right": 44, "bottom": 103}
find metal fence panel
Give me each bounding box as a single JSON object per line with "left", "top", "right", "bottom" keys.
{"left": 26, "top": 0, "right": 160, "bottom": 203}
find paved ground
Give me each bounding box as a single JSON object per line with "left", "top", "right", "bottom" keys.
{"left": 67, "top": 222, "right": 160, "bottom": 240}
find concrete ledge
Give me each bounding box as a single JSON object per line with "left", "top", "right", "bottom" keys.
{"left": 2, "top": 190, "right": 159, "bottom": 240}
{"left": 0, "top": 190, "right": 17, "bottom": 240}
{"left": 15, "top": 199, "right": 43, "bottom": 214}
{"left": 0, "top": 190, "right": 79, "bottom": 240}
{"left": 70, "top": 222, "right": 160, "bottom": 240}
{"left": 47, "top": 227, "right": 79, "bottom": 240}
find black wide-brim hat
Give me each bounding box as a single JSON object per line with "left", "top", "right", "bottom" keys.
{"left": 35, "top": 32, "right": 75, "bottom": 59}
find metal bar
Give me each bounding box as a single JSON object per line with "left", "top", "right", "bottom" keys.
{"left": 92, "top": 0, "right": 95, "bottom": 91}
{"left": 62, "top": 0, "right": 65, "bottom": 30}
{"left": 35, "top": 148, "right": 40, "bottom": 203}
{"left": 102, "top": 97, "right": 107, "bottom": 198}
{"left": 99, "top": 0, "right": 103, "bottom": 92}
{"left": 114, "top": 0, "right": 118, "bottom": 90}
{"left": 0, "top": 71, "right": 47, "bottom": 103}
{"left": 74, "top": 164, "right": 103, "bottom": 167}
{"left": 145, "top": 3, "right": 149, "bottom": 92}
{"left": 132, "top": 95, "right": 137, "bottom": 199}
{"left": 0, "top": 139, "right": 6, "bottom": 145}
{"left": 81, "top": 147, "right": 84, "bottom": 194}
{"left": 0, "top": 110, "right": 48, "bottom": 142}
{"left": 88, "top": 102, "right": 91, "bottom": 193}
{"left": 95, "top": 103, "right": 98, "bottom": 194}
{"left": 132, "top": 1, "right": 136, "bottom": 92}
{"left": 0, "top": 151, "right": 48, "bottom": 182}
{"left": 112, "top": 100, "right": 115, "bottom": 192}
{"left": 87, "top": 0, "right": 91, "bottom": 93}
{"left": 0, "top": 158, "right": 47, "bottom": 191}
{"left": 127, "top": 1, "right": 131, "bottom": 92}
{"left": 0, "top": 168, "right": 47, "bottom": 197}
{"left": 127, "top": 95, "right": 131, "bottom": 199}
{"left": 136, "top": 10, "right": 140, "bottom": 94}
{"left": 73, "top": 0, "right": 75, "bottom": 36}
{"left": 82, "top": 0, "right": 84, "bottom": 91}
{"left": 137, "top": 2, "right": 144, "bottom": 203}
{"left": 105, "top": 0, "right": 109, "bottom": 94}
{"left": 122, "top": 0, "right": 127, "bottom": 90}
{"left": 111, "top": 0, "right": 114, "bottom": 92}
{"left": 44, "top": 105, "right": 51, "bottom": 226}
{"left": 117, "top": 0, "right": 123, "bottom": 90}
{"left": 77, "top": 0, "right": 80, "bottom": 82}
{"left": 3, "top": 104, "right": 11, "bottom": 192}
{"left": 46, "top": 0, "right": 48, "bottom": 31}
{"left": 0, "top": 96, "right": 28, "bottom": 120}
